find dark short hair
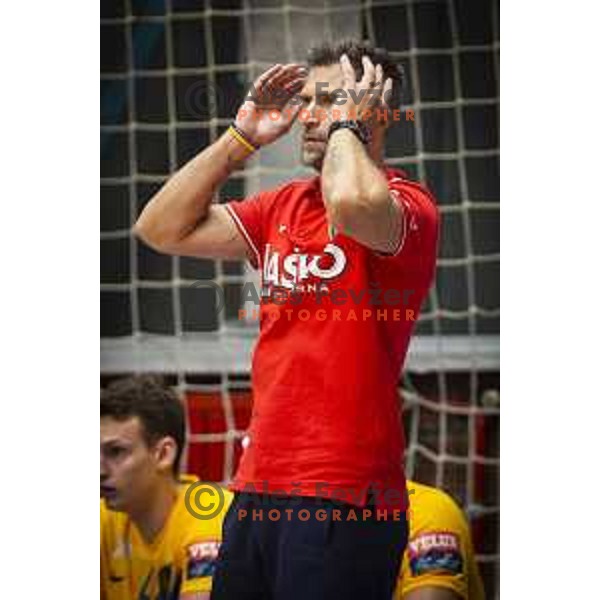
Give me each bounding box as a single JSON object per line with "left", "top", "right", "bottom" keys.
{"left": 306, "top": 39, "right": 405, "bottom": 109}
{"left": 100, "top": 375, "right": 186, "bottom": 474}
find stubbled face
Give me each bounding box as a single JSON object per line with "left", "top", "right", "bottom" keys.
{"left": 100, "top": 416, "right": 162, "bottom": 513}
{"left": 298, "top": 64, "right": 347, "bottom": 171}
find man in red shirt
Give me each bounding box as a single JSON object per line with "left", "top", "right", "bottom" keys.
{"left": 135, "top": 40, "right": 438, "bottom": 600}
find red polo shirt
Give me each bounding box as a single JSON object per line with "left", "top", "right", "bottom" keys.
{"left": 224, "top": 168, "right": 439, "bottom": 512}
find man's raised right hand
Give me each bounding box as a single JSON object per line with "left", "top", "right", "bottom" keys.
{"left": 234, "top": 63, "right": 308, "bottom": 148}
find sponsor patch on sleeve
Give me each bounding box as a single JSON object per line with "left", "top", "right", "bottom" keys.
{"left": 186, "top": 540, "right": 221, "bottom": 580}
{"left": 407, "top": 531, "right": 463, "bottom": 577}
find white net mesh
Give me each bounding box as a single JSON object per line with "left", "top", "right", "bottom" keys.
{"left": 101, "top": 0, "right": 499, "bottom": 595}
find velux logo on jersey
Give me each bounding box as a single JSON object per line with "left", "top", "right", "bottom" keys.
{"left": 262, "top": 242, "right": 347, "bottom": 291}
{"left": 408, "top": 532, "right": 459, "bottom": 555}
{"left": 408, "top": 531, "right": 463, "bottom": 577}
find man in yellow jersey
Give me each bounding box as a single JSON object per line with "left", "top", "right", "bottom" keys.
{"left": 100, "top": 376, "right": 233, "bottom": 600}
{"left": 395, "top": 480, "right": 485, "bottom": 599}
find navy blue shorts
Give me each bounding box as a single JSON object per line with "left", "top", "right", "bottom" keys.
{"left": 210, "top": 492, "right": 408, "bottom": 600}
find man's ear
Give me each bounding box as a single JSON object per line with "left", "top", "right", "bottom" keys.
{"left": 154, "top": 436, "right": 178, "bottom": 474}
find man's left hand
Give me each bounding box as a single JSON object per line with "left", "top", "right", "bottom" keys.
{"left": 337, "top": 54, "right": 393, "bottom": 128}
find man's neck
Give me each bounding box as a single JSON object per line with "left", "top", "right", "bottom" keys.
{"left": 370, "top": 127, "right": 386, "bottom": 167}
{"left": 129, "top": 478, "right": 179, "bottom": 545}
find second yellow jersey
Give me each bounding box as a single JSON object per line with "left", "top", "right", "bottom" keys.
{"left": 396, "top": 480, "right": 485, "bottom": 599}
{"left": 101, "top": 476, "right": 233, "bottom": 600}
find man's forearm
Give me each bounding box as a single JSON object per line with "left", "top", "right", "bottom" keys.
{"left": 321, "top": 129, "right": 390, "bottom": 231}
{"left": 134, "top": 132, "right": 251, "bottom": 249}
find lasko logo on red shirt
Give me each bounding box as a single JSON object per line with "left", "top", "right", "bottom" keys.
{"left": 263, "top": 242, "right": 347, "bottom": 290}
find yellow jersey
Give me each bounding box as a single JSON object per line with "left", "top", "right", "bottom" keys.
{"left": 101, "top": 476, "right": 233, "bottom": 600}
{"left": 396, "top": 480, "right": 485, "bottom": 599}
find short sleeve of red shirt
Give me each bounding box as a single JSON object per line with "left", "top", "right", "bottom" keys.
{"left": 378, "top": 176, "right": 440, "bottom": 283}
{"left": 224, "top": 192, "right": 266, "bottom": 269}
